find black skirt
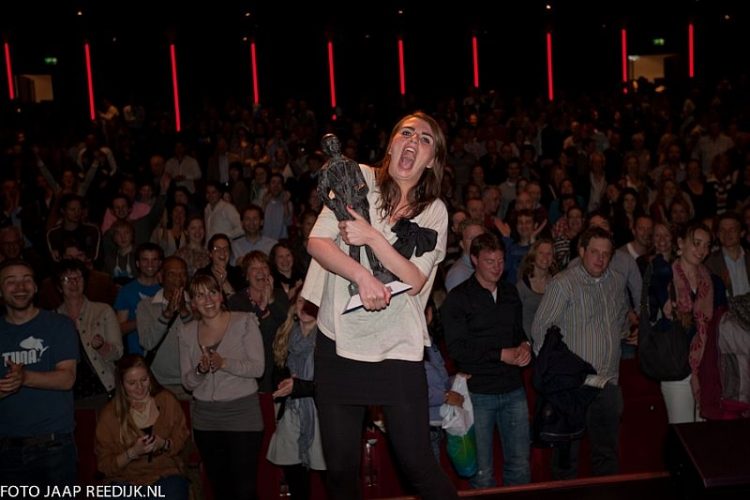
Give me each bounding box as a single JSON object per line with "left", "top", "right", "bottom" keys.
{"left": 314, "top": 330, "right": 427, "bottom": 406}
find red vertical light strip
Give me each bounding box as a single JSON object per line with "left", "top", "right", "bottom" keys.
{"left": 688, "top": 23, "right": 695, "bottom": 78}
{"left": 170, "top": 43, "right": 181, "bottom": 132}
{"left": 4, "top": 42, "right": 15, "bottom": 100}
{"left": 250, "top": 41, "right": 259, "bottom": 105}
{"left": 546, "top": 32, "right": 554, "bottom": 102}
{"left": 327, "top": 40, "right": 337, "bottom": 110}
{"left": 472, "top": 35, "right": 480, "bottom": 88}
{"left": 621, "top": 28, "right": 628, "bottom": 93}
{"left": 84, "top": 43, "right": 95, "bottom": 120}
{"left": 398, "top": 37, "right": 406, "bottom": 96}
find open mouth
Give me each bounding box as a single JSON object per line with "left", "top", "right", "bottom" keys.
{"left": 399, "top": 148, "right": 416, "bottom": 168}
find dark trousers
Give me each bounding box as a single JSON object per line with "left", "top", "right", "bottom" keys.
{"left": 193, "top": 429, "right": 262, "bottom": 500}
{"left": 552, "top": 383, "right": 624, "bottom": 479}
{"left": 283, "top": 464, "right": 314, "bottom": 499}
{"left": 0, "top": 432, "right": 76, "bottom": 488}
{"left": 317, "top": 399, "right": 458, "bottom": 500}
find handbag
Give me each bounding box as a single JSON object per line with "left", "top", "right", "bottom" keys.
{"left": 638, "top": 261, "right": 692, "bottom": 381}
{"left": 144, "top": 312, "right": 179, "bottom": 367}
{"left": 440, "top": 375, "right": 478, "bottom": 478}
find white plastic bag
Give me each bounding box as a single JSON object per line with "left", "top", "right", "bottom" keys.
{"left": 439, "top": 374, "right": 477, "bottom": 477}
{"left": 440, "top": 374, "right": 473, "bottom": 435}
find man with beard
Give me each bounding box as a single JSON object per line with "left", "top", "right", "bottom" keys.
{"left": 0, "top": 259, "right": 79, "bottom": 487}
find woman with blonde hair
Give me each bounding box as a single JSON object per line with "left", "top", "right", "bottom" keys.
{"left": 175, "top": 215, "right": 210, "bottom": 277}
{"left": 266, "top": 290, "right": 325, "bottom": 499}
{"left": 516, "top": 239, "right": 557, "bottom": 340}
{"left": 95, "top": 355, "right": 189, "bottom": 499}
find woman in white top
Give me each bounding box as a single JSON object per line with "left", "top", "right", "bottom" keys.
{"left": 304, "top": 112, "right": 457, "bottom": 500}
{"left": 55, "top": 259, "right": 122, "bottom": 404}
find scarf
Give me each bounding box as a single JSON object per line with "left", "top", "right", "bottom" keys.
{"left": 129, "top": 395, "right": 159, "bottom": 431}
{"left": 285, "top": 323, "right": 318, "bottom": 468}
{"left": 672, "top": 260, "right": 713, "bottom": 406}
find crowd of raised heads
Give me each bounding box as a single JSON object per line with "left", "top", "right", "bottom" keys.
{"left": 1, "top": 81, "right": 749, "bottom": 295}
{"left": 2, "top": 76, "right": 750, "bottom": 496}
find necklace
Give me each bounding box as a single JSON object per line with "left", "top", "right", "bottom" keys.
{"left": 529, "top": 273, "right": 549, "bottom": 294}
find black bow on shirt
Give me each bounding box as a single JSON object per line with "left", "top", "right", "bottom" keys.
{"left": 392, "top": 219, "right": 438, "bottom": 259}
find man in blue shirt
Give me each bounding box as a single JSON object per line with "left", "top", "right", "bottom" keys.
{"left": 0, "top": 259, "right": 79, "bottom": 487}
{"left": 115, "top": 243, "right": 163, "bottom": 355}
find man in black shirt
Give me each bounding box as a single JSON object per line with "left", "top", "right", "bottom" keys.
{"left": 442, "top": 233, "right": 531, "bottom": 488}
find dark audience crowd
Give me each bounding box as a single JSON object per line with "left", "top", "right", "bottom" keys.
{"left": 2, "top": 75, "right": 750, "bottom": 498}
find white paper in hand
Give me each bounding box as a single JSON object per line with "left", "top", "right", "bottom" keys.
{"left": 343, "top": 280, "right": 412, "bottom": 314}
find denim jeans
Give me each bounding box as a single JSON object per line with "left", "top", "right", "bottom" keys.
{"left": 469, "top": 387, "right": 530, "bottom": 487}
{"left": 0, "top": 432, "right": 77, "bottom": 486}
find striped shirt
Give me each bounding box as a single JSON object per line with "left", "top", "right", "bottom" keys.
{"left": 530, "top": 264, "right": 629, "bottom": 388}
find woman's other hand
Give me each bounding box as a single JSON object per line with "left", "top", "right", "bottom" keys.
{"left": 339, "top": 207, "right": 376, "bottom": 247}
{"left": 90, "top": 334, "right": 105, "bottom": 350}
{"left": 208, "top": 351, "right": 226, "bottom": 373}
{"left": 273, "top": 377, "right": 294, "bottom": 398}
{"left": 131, "top": 433, "right": 156, "bottom": 457}
{"left": 356, "top": 273, "right": 392, "bottom": 311}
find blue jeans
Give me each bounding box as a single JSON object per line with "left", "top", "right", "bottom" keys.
{"left": 469, "top": 388, "right": 530, "bottom": 487}
{"left": 0, "top": 432, "right": 77, "bottom": 486}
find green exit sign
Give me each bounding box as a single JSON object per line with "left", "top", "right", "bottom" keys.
{"left": 652, "top": 38, "right": 665, "bottom": 46}
{"left": 44, "top": 57, "right": 58, "bottom": 65}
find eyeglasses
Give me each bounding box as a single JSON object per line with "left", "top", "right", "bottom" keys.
{"left": 211, "top": 246, "right": 230, "bottom": 253}
{"left": 61, "top": 275, "right": 83, "bottom": 284}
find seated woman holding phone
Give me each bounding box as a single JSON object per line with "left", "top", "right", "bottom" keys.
{"left": 95, "top": 355, "right": 190, "bottom": 499}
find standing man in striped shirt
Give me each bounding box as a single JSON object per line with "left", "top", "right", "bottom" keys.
{"left": 531, "top": 226, "right": 630, "bottom": 479}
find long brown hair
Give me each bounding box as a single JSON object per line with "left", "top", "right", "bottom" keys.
{"left": 112, "top": 355, "right": 163, "bottom": 444}
{"left": 519, "top": 239, "right": 558, "bottom": 282}
{"left": 375, "top": 111, "right": 446, "bottom": 220}
{"left": 272, "top": 288, "right": 318, "bottom": 367}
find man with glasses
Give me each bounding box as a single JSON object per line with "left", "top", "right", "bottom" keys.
{"left": 196, "top": 234, "right": 246, "bottom": 301}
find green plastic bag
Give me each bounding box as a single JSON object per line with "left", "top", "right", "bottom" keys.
{"left": 441, "top": 375, "right": 477, "bottom": 477}
{"left": 445, "top": 426, "right": 478, "bottom": 477}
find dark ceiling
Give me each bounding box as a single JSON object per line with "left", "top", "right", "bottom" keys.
{"left": 2, "top": 1, "right": 747, "bottom": 117}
